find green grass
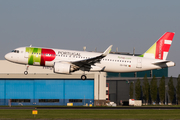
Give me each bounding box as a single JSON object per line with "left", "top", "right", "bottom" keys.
{"left": 0, "top": 109, "right": 180, "bottom": 119}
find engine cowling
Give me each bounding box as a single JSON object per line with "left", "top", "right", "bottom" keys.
{"left": 54, "top": 62, "right": 71, "bottom": 74}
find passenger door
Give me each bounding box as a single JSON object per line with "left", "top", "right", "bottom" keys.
{"left": 136, "top": 58, "right": 142, "bottom": 68}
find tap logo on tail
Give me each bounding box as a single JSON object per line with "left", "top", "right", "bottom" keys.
{"left": 141, "top": 32, "right": 175, "bottom": 60}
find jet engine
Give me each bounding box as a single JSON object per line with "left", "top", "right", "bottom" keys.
{"left": 54, "top": 62, "right": 71, "bottom": 74}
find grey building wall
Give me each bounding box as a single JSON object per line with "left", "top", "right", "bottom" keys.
{"left": 107, "top": 77, "right": 178, "bottom": 105}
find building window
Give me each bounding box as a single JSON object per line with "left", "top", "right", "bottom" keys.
{"left": 11, "top": 99, "right": 30, "bottom": 103}
{"left": 69, "top": 99, "right": 82, "bottom": 103}
{"left": 39, "top": 99, "right": 59, "bottom": 103}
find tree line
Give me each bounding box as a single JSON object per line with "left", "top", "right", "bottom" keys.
{"left": 129, "top": 74, "right": 180, "bottom": 105}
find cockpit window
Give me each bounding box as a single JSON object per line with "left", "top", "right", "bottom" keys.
{"left": 11, "top": 50, "right": 19, "bottom": 53}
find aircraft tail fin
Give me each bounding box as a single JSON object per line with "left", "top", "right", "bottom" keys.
{"left": 140, "top": 32, "right": 175, "bottom": 60}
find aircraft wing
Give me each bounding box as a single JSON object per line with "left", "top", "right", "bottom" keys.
{"left": 71, "top": 45, "right": 113, "bottom": 70}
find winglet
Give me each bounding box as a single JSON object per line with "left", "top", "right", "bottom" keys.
{"left": 102, "top": 45, "right": 113, "bottom": 56}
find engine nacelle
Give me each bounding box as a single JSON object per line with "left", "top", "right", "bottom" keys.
{"left": 54, "top": 62, "right": 71, "bottom": 74}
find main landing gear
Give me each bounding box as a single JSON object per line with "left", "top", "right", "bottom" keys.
{"left": 81, "top": 75, "right": 87, "bottom": 80}
{"left": 81, "top": 70, "right": 87, "bottom": 80}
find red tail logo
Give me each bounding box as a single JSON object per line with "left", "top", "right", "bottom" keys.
{"left": 155, "top": 32, "right": 175, "bottom": 60}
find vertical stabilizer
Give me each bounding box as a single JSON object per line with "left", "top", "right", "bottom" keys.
{"left": 140, "top": 32, "right": 175, "bottom": 60}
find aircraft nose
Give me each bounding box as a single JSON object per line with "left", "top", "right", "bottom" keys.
{"left": 5, "top": 53, "right": 11, "bottom": 61}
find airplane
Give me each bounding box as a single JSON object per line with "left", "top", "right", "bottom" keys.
{"left": 5, "top": 32, "right": 175, "bottom": 80}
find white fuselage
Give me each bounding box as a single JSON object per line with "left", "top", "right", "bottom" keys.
{"left": 5, "top": 47, "right": 175, "bottom": 73}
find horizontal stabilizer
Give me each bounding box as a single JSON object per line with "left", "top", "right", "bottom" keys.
{"left": 152, "top": 60, "right": 175, "bottom": 68}
{"left": 152, "top": 60, "right": 171, "bottom": 65}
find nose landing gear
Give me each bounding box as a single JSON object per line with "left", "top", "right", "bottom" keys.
{"left": 24, "top": 71, "right": 28, "bottom": 75}
{"left": 24, "top": 65, "right": 29, "bottom": 75}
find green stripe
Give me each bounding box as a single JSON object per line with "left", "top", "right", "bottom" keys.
{"left": 26, "top": 47, "right": 42, "bottom": 65}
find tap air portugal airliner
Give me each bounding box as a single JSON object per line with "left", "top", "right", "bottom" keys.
{"left": 5, "top": 32, "right": 175, "bottom": 80}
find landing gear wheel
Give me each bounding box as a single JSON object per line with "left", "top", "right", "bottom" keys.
{"left": 24, "top": 71, "right": 28, "bottom": 75}
{"left": 81, "top": 75, "right": 87, "bottom": 80}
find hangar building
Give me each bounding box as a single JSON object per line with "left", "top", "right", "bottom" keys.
{"left": 0, "top": 60, "right": 106, "bottom": 106}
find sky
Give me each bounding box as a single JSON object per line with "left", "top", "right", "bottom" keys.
{"left": 0, "top": 0, "right": 180, "bottom": 77}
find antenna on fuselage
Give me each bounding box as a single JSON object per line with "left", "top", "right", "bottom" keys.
{"left": 30, "top": 45, "right": 32, "bottom": 47}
